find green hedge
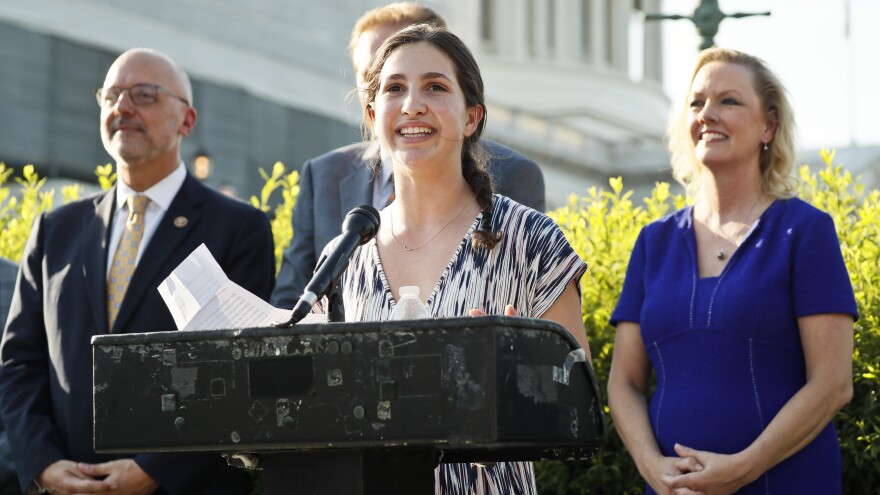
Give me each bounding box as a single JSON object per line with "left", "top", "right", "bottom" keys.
{"left": 1, "top": 150, "right": 876, "bottom": 493}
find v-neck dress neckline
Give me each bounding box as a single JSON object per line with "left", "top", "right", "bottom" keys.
{"left": 373, "top": 214, "right": 481, "bottom": 313}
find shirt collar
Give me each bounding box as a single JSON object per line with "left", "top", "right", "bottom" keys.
{"left": 378, "top": 151, "right": 393, "bottom": 185}
{"left": 115, "top": 162, "right": 187, "bottom": 212}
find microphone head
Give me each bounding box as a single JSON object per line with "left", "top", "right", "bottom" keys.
{"left": 342, "top": 204, "right": 381, "bottom": 244}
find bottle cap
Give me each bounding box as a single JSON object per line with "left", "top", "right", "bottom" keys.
{"left": 399, "top": 286, "right": 420, "bottom": 298}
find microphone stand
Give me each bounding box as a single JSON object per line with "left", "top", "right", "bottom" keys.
{"left": 326, "top": 281, "right": 345, "bottom": 323}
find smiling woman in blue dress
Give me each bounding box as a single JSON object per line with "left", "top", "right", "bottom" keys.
{"left": 607, "top": 47, "right": 857, "bottom": 495}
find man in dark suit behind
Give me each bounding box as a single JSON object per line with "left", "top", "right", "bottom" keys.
{"left": 272, "top": 2, "right": 546, "bottom": 308}
{"left": 0, "top": 48, "right": 273, "bottom": 495}
{"left": 0, "top": 257, "right": 20, "bottom": 495}
{"left": 0, "top": 257, "right": 15, "bottom": 336}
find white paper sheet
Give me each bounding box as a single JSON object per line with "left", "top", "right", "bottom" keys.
{"left": 158, "top": 243, "right": 325, "bottom": 330}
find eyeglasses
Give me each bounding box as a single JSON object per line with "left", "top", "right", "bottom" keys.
{"left": 95, "top": 83, "right": 190, "bottom": 108}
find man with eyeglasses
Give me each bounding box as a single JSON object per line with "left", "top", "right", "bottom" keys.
{"left": 0, "top": 48, "right": 273, "bottom": 494}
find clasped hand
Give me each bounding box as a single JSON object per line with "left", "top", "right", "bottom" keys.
{"left": 658, "top": 443, "right": 754, "bottom": 495}
{"left": 38, "top": 459, "right": 158, "bottom": 495}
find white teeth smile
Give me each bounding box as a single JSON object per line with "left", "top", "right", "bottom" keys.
{"left": 399, "top": 126, "right": 433, "bottom": 136}
{"left": 702, "top": 132, "right": 727, "bottom": 141}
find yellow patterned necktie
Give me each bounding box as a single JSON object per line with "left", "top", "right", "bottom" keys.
{"left": 107, "top": 195, "right": 150, "bottom": 329}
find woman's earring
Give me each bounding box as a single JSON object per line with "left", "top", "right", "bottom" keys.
{"left": 763, "top": 142, "right": 769, "bottom": 152}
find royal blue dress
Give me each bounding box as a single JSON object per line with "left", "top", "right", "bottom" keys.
{"left": 611, "top": 198, "right": 858, "bottom": 494}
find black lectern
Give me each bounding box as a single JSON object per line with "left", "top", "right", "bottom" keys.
{"left": 93, "top": 316, "right": 604, "bottom": 494}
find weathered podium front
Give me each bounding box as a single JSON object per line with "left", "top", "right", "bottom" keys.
{"left": 93, "top": 316, "right": 604, "bottom": 494}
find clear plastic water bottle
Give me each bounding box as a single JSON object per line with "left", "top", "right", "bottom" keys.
{"left": 390, "top": 286, "right": 431, "bottom": 320}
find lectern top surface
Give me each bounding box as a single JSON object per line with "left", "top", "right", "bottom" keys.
{"left": 91, "top": 315, "right": 575, "bottom": 347}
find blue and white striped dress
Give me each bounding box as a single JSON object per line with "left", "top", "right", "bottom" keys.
{"left": 338, "top": 194, "right": 588, "bottom": 495}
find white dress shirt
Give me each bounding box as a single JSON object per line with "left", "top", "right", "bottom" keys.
{"left": 106, "top": 163, "right": 187, "bottom": 277}
{"left": 371, "top": 153, "right": 394, "bottom": 210}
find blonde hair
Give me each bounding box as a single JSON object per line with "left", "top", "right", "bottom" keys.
{"left": 668, "top": 47, "right": 797, "bottom": 198}
{"left": 348, "top": 2, "right": 446, "bottom": 58}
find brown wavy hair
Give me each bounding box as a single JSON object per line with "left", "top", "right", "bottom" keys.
{"left": 362, "top": 24, "right": 500, "bottom": 249}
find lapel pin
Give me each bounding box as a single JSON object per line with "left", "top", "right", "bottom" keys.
{"left": 173, "top": 216, "right": 188, "bottom": 228}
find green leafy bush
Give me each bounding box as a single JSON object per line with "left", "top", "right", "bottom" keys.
{"left": 801, "top": 151, "right": 880, "bottom": 493}
{"left": 249, "top": 161, "right": 300, "bottom": 273}
{"left": 539, "top": 178, "right": 685, "bottom": 494}
{"left": 0, "top": 163, "right": 80, "bottom": 261}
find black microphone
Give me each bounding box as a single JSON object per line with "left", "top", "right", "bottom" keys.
{"left": 281, "top": 205, "right": 380, "bottom": 326}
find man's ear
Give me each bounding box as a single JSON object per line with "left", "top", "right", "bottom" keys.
{"left": 179, "top": 107, "right": 197, "bottom": 137}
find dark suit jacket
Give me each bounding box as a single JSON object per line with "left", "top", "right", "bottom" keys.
{"left": 271, "top": 140, "right": 545, "bottom": 308}
{"left": 0, "top": 257, "right": 19, "bottom": 487}
{"left": 0, "top": 258, "right": 16, "bottom": 331}
{"left": 0, "top": 174, "right": 275, "bottom": 494}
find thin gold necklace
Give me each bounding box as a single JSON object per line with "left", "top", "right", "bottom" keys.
{"left": 390, "top": 197, "right": 474, "bottom": 252}
{"left": 707, "top": 193, "right": 765, "bottom": 261}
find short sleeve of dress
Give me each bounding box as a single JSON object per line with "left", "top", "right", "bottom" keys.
{"left": 791, "top": 211, "right": 858, "bottom": 321}
{"left": 527, "top": 213, "right": 588, "bottom": 318}
{"left": 610, "top": 228, "right": 647, "bottom": 326}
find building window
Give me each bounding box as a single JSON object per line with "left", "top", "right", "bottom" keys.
{"left": 629, "top": 8, "right": 645, "bottom": 81}
{"left": 526, "top": 0, "right": 537, "bottom": 56}
{"left": 605, "top": 0, "right": 614, "bottom": 64}
{"left": 581, "top": 0, "right": 592, "bottom": 59}
{"left": 480, "top": 0, "right": 495, "bottom": 44}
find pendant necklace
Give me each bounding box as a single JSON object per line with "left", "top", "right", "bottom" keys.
{"left": 390, "top": 197, "right": 474, "bottom": 252}
{"left": 710, "top": 193, "right": 764, "bottom": 261}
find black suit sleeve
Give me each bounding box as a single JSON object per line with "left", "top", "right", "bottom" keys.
{"left": 484, "top": 141, "right": 546, "bottom": 212}
{"left": 272, "top": 159, "right": 317, "bottom": 308}
{"left": 217, "top": 205, "right": 276, "bottom": 301}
